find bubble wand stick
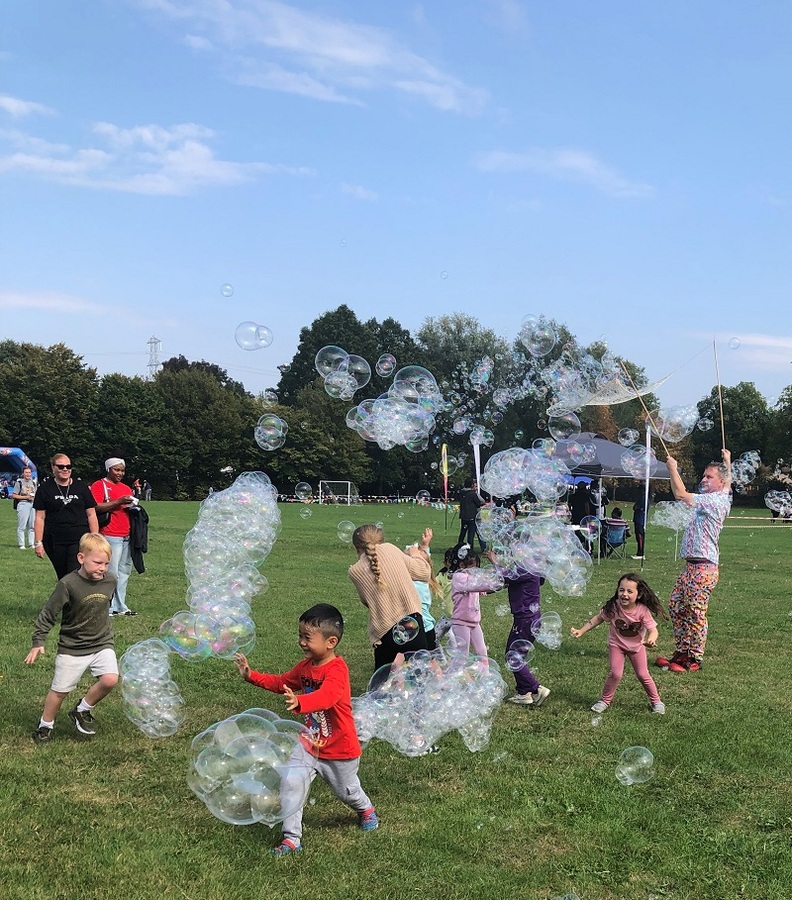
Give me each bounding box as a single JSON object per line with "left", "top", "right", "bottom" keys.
{"left": 713, "top": 338, "right": 727, "bottom": 450}
{"left": 618, "top": 361, "right": 670, "bottom": 458}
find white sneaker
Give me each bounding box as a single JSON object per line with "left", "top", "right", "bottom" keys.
{"left": 590, "top": 700, "right": 609, "bottom": 713}
{"left": 631, "top": 555, "right": 645, "bottom": 560}
{"left": 531, "top": 685, "right": 551, "bottom": 707}
{"left": 508, "top": 693, "right": 534, "bottom": 705}
{"left": 651, "top": 701, "right": 666, "bottom": 714}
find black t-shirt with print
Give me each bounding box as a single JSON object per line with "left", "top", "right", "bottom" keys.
{"left": 33, "top": 478, "right": 97, "bottom": 543}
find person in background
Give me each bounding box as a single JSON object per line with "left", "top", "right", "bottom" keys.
{"left": 12, "top": 465, "right": 37, "bottom": 549}
{"left": 90, "top": 457, "right": 138, "bottom": 617}
{"left": 33, "top": 453, "right": 99, "bottom": 580}
{"left": 632, "top": 487, "right": 652, "bottom": 560}
{"left": 457, "top": 478, "right": 488, "bottom": 552}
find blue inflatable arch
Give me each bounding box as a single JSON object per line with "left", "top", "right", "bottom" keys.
{"left": 0, "top": 448, "right": 38, "bottom": 478}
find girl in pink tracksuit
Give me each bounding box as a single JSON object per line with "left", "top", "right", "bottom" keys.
{"left": 450, "top": 547, "right": 488, "bottom": 658}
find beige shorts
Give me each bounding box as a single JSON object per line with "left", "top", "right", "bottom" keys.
{"left": 51, "top": 649, "right": 119, "bottom": 693}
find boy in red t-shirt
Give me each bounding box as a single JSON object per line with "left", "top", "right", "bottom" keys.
{"left": 234, "top": 603, "right": 378, "bottom": 856}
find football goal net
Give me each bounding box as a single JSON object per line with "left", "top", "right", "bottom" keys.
{"left": 318, "top": 481, "right": 360, "bottom": 505}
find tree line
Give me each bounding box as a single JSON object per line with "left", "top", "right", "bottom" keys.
{"left": 1, "top": 312, "right": 789, "bottom": 499}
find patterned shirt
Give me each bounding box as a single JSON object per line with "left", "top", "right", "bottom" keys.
{"left": 680, "top": 490, "right": 732, "bottom": 565}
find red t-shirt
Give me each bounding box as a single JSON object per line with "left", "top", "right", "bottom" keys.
{"left": 90, "top": 478, "right": 133, "bottom": 537}
{"left": 245, "top": 655, "right": 361, "bottom": 760}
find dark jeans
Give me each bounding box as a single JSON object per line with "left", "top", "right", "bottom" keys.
{"left": 457, "top": 519, "right": 487, "bottom": 551}
{"left": 43, "top": 536, "right": 82, "bottom": 581}
{"left": 373, "top": 613, "right": 427, "bottom": 671}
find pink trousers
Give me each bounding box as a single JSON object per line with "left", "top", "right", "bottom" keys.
{"left": 451, "top": 623, "right": 488, "bottom": 659}
{"left": 601, "top": 643, "right": 661, "bottom": 705}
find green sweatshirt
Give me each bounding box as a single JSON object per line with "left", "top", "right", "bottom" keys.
{"left": 32, "top": 570, "right": 117, "bottom": 656}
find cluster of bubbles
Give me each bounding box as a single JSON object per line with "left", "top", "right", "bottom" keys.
{"left": 346, "top": 365, "right": 444, "bottom": 453}
{"left": 235, "top": 321, "right": 274, "bottom": 351}
{"left": 505, "top": 639, "right": 534, "bottom": 671}
{"left": 650, "top": 501, "right": 694, "bottom": 532}
{"left": 159, "top": 472, "right": 280, "bottom": 664}
{"left": 617, "top": 428, "right": 640, "bottom": 446}
{"left": 353, "top": 649, "right": 507, "bottom": 756}
{"left": 651, "top": 404, "right": 700, "bottom": 443}
{"left": 620, "top": 445, "right": 659, "bottom": 478}
{"left": 765, "top": 490, "right": 792, "bottom": 516}
{"left": 119, "top": 638, "right": 185, "bottom": 739}
{"left": 254, "top": 413, "right": 288, "bottom": 451}
{"left": 481, "top": 510, "right": 594, "bottom": 597}
{"left": 315, "top": 345, "right": 372, "bottom": 401}
{"left": 392, "top": 615, "right": 420, "bottom": 645}
{"left": 452, "top": 566, "right": 505, "bottom": 593}
{"left": 615, "top": 745, "right": 655, "bottom": 785}
{"left": 534, "top": 611, "right": 563, "bottom": 649}
{"left": 519, "top": 314, "right": 558, "bottom": 358}
{"left": 731, "top": 450, "right": 761, "bottom": 493}
{"left": 188, "top": 710, "right": 314, "bottom": 826}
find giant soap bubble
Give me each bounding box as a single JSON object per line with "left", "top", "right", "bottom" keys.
{"left": 235, "top": 322, "right": 273, "bottom": 351}
{"left": 188, "top": 710, "right": 315, "bottom": 826}
{"left": 615, "top": 745, "right": 655, "bottom": 785}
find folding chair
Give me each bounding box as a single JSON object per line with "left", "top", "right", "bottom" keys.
{"left": 602, "top": 523, "right": 628, "bottom": 559}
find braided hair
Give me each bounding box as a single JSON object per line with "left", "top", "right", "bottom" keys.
{"left": 352, "top": 524, "right": 386, "bottom": 586}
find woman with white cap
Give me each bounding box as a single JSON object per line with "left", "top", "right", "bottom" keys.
{"left": 33, "top": 452, "right": 99, "bottom": 580}
{"left": 90, "top": 457, "right": 138, "bottom": 617}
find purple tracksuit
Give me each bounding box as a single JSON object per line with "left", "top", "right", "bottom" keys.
{"left": 505, "top": 571, "right": 543, "bottom": 695}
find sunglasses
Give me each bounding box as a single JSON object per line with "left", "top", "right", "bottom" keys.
{"left": 54, "top": 464, "right": 72, "bottom": 470}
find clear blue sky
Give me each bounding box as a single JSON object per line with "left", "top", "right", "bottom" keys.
{"left": 2, "top": 1, "right": 791, "bottom": 409}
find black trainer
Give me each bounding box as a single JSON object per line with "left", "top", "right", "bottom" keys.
{"left": 69, "top": 707, "right": 97, "bottom": 735}
{"left": 32, "top": 726, "right": 53, "bottom": 744}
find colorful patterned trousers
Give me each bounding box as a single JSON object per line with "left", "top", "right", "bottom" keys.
{"left": 669, "top": 562, "right": 719, "bottom": 662}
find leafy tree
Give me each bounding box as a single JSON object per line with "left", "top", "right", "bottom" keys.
{"left": 92, "top": 374, "right": 178, "bottom": 491}
{"left": 0, "top": 341, "right": 98, "bottom": 472}
{"left": 688, "top": 382, "right": 772, "bottom": 474}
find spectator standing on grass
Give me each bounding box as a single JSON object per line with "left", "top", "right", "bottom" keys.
{"left": 349, "top": 524, "right": 430, "bottom": 670}
{"left": 143, "top": 479, "right": 152, "bottom": 501}
{"left": 655, "top": 449, "right": 731, "bottom": 674}
{"left": 632, "top": 488, "right": 652, "bottom": 560}
{"left": 33, "top": 453, "right": 99, "bottom": 580}
{"left": 25, "top": 533, "right": 118, "bottom": 744}
{"left": 12, "top": 465, "right": 37, "bottom": 549}
{"left": 90, "top": 458, "right": 138, "bottom": 617}
{"left": 457, "top": 478, "right": 488, "bottom": 551}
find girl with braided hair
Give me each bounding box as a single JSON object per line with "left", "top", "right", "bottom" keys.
{"left": 349, "top": 524, "right": 431, "bottom": 670}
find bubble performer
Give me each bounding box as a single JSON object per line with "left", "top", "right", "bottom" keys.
{"left": 570, "top": 573, "right": 667, "bottom": 715}
{"left": 234, "top": 604, "right": 378, "bottom": 857}
{"left": 349, "top": 524, "right": 430, "bottom": 669}
{"left": 654, "top": 448, "right": 732, "bottom": 673}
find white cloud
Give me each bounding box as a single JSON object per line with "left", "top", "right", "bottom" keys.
{"left": 341, "top": 182, "right": 378, "bottom": 202}
{"left": 484, "top": 0, "right": 531, "bottom": 36}
{"left": 710, "top": 332, "right": 792, "bottom": 372}
{"left": 0, "top": 290, "right": 104, "bottom": 314}
{"left": 0, "top": 120, "right": 314, "bottom": 194}
{"left": 475, "top": 148, "right": 654, "bottom": 198}
{"left": 0, "top": 94, "right": 56, "bottom": 118}
{"left": 183, "top": 33, "right": 212, "bottom": 50}
{"left": 133, "top": 0, "right": 488, "bottom": 114}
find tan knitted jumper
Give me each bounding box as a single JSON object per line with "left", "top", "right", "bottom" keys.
{"left": 349, "top": 542, "right": 431, "bottom": 645}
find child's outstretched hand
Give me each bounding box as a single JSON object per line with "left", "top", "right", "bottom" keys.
{"left": 420, "top": 527, "right": 433, "bottom": 548}
{"left": 283, "top": 685, "right": 300, "bottom": 712}
{"left": 24, "top": 646, "right": 45, "bottom": 665}
{"left": 642, "top": 637, "right": 657, "bottom": 648}
{"left": 234, "top": 653, "right": 251, "bottom": 678}
{"left": 570, "top": 627, "right": 584, "bottom": 639}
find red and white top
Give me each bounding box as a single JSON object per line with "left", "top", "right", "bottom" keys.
{"left": 90, "top": 478, "right": 133, "bottom": 538}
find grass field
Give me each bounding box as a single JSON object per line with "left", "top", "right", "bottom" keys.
{"left": 2, "top": 498, "right": 791, "bottom": 900}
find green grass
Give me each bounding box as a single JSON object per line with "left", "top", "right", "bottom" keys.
{"left": 2, "top": 499, "right": 791, "bottom": 900}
